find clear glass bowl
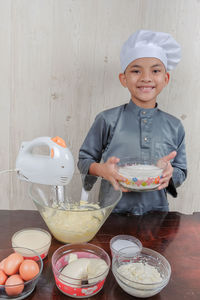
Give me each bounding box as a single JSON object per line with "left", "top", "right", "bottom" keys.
{"left": 117, "top": 157, "right": 167, "bottom": 192}
{"left": 0, "top": 247, "right": 43, "bottom": 299}
{"left": 29, "top": 174, "right": 122, "bottom": 243}
{"left": 11, "top": 228, "right": 51, "bottom": 260}
{"left": 112, "top": 246, "right": 171, "bottom": 298}
{"left": 52, "top": 243, "right": 110, "bottom": 298}
{"left": 110, "top": 235, "right": 142, "bottom": 257}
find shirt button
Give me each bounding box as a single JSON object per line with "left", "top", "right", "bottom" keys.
{"left": 143, "top": 119, "right": 147, "bottom": 123}
{"left": 142, "top": 111, "right": 146, "bottom": 115}
{"left": 144, "top": 137, "right": 148, "bottom": 141}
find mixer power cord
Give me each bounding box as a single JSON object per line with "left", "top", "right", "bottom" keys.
{"left": 0, "top": 169, "right": 17, "bottom": 174}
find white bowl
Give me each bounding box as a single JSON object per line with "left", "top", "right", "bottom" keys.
{"left": 117, "top": 157, "right": 167, "bottom": 191}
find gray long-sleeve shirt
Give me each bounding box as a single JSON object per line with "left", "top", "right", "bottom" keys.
{"left": 78, "top": 100, "right": 187, "bottom": 215}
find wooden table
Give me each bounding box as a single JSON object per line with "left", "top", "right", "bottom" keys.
{"left": 1, "top": 210, "right": 200, "bottom": 299}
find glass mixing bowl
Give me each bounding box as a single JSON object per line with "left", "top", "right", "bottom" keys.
{"left": 29, "top": 174, "right": 122, "bottom": 243}
{"left": 112, "top": 246, "right": 171, "bottom": 298}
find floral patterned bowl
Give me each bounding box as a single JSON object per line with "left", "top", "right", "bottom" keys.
{"left": 117, "top": 158, "right": 167, "bottom": 192}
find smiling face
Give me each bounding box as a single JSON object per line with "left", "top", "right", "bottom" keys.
{"left": 119, "top": 57, "right": 170, "bottom": 108}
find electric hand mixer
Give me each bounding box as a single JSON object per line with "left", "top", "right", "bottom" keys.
{"left": 15, "top": 136, "right": 75, "bottom": 208}
{"left": 11, "top": 136, "right": 122, "bottom": 244}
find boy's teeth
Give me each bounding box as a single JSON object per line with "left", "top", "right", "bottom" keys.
{"left": 139, "top": 87, "right": 153, "bottom": 91}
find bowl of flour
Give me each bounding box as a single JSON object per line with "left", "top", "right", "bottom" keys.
{"left": 117, "top": 157, "right": 167, "bottom": 191}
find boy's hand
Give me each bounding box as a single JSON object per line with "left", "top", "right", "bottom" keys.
{"left": 157, "top": 151, "right": 177, "bottom": 190}
{"left": 89, "top": 157, "right": 128, "bottom": 191}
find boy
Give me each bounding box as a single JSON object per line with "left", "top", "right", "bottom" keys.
{"left": 78, "top": 30, "right": 187, "bottom": 215}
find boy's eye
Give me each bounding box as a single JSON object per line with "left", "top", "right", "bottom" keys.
{"left": 153, "top": 69, "right": 161, "bottom": 73}
{"left": 131, "top": 70, "right": 140, "bottom": 73}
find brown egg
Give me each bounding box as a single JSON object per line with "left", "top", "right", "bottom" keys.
{"left": 5, "top": 274, "right": 24, "bottom": 296}
{"left": 4, "top": 253, "right": 24, "bottom": 275}
{"left": 0, "top": 258, "right": 6, "bottom": 270}
{"left": 19, "top": 259, "right": 40, "bottom": 281}
{"left": 0, "top": 269, "right": 7, "bottom": 285}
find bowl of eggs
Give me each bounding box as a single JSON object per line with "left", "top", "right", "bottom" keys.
{"left": 117, "top": 157, "right": 167, "bottom": 192}
{"left": 52, "top": 243, "right": 110, "bottom": 298}
{"left": 0, "top": 247, "right": 43, "bottom": 299}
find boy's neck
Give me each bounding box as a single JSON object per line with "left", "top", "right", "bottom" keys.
{"left": 131, "top": 98, "right": 157, "bottom": 109}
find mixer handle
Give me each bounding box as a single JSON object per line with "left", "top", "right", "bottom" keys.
{"left": 21, "top": 136, "right": 67, "bottom": 157}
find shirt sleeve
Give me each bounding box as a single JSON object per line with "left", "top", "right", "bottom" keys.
{"left": 166, "top": 121, "right": 187, "bottom": 196}
{"left": 78, "top": 113, "right": 110, "bottom": 175}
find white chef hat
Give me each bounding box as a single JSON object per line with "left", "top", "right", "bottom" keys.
{"left": 120, "top": 29, "right": 181, "bottom": 72}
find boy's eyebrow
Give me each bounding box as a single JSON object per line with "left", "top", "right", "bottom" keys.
{"left": 130, "top": 64, "right": 142, "bottom": 68}
{"left": 129, "top": 63, "right": 163, "bottom": 69}
{"left": 151, "top": 64, "right": 163, "bottom": 68}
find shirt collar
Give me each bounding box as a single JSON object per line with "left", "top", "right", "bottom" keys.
{"left": 127, "top": 99, "right": 158, "bottom": 116}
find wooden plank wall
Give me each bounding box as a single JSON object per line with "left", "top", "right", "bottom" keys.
{"left": 0, "top": 0, "right": 199, "bottom": 213}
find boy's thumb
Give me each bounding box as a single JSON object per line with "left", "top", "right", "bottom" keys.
{"left": 163, "top": 151, "right": 177, "bottom": 162}
{"left": 108, "top": 156, "right": 120, "bottom": 164}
